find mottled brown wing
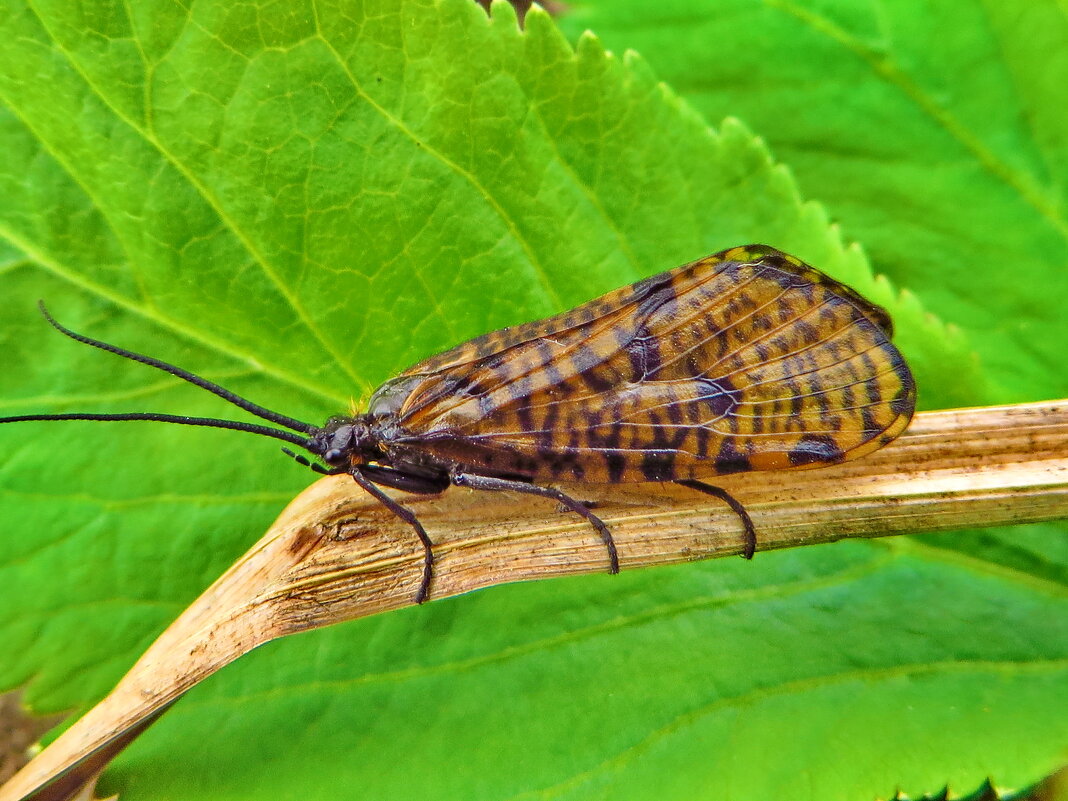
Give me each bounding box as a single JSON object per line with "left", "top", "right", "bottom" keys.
{"left": 368, "top": 245, "right": 916, "bottom": 483}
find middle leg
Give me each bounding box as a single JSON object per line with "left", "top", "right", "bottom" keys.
{"left": 450, "top": 472, "right": 620, "bottom": 573}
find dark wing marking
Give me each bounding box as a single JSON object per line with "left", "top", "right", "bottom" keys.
{"left": 374, "top": 245, "right": 915, "bottom": 483}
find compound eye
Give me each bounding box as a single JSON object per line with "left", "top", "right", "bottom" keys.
{"left": 324, "top": 448, "right": 345, "bottom": 464}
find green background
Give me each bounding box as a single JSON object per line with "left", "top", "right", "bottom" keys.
{"left": 0, "top": 0, "right": 1064, "bottom": 798}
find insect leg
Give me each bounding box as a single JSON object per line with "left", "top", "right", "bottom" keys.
{"left": 359, "top": 463, "right": 451, "bottom": 495}
{"left": 348, "top": 468, "right": 436, "bottom": 604}
{"left": 675, "top": 479, "right": 757, "bottom": 559}
{"left": 450, "top": 473, "right": 619, "bottom": 574}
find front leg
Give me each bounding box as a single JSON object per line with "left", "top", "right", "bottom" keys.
{"left": 359, "top": 463, "right": 450, "bottom": 495}
{"left": 348, "top": 467, "right": 437, "bottom": 604}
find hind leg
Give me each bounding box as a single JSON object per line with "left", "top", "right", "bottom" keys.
{"left": 675, "top": 479, "right": 757, "bottom": 559}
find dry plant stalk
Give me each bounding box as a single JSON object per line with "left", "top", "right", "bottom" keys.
{"left": 3, "top": 400, "right": 1068, "bottom": 801}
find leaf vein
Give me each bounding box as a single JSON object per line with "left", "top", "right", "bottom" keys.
{"left": 20, "top": 0, "right": 366, "bottom": 388}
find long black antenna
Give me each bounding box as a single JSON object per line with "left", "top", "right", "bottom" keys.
{"left": 0, "top": 412, "right": 312, "bottom": 447}
{"left": 33, "top": 302, "right": 317, "bottom": 434}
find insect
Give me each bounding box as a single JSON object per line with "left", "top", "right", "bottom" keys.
{"left": 1, "top": 245, "right": 915, "bottom": 603}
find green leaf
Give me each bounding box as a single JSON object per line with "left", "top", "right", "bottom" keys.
{"left": 558, "top": 0, "right": 1068, "bottom": 404}
{"left": 0, "top": 2, "right": 1061, "bottom": 801}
